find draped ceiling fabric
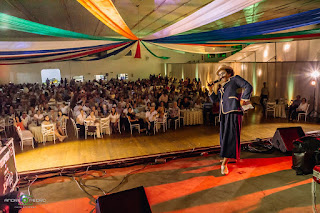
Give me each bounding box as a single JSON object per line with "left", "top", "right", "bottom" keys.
{"left": 143, "top": 0, "right": 262, "bottom": 40}
{"left": 152, "top": 43, "right": 239, "bottom": 54}
{"left": 0, "top": 42, "right": 130, "bottom": 65}
{"left": 77, "top": 0, "right": 138, "bottom": 40}
{"left": 149, "top": 8, "right": 320, "bottom": 44}
{"left": 221, "top": 39, "right": 320, "bottom": 62}
{"left": 0, "top": 13, "right": 126, "bottom": 41}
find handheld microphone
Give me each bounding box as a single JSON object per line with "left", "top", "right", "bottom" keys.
{"left": 207, "top": 79, "right": 221, "bottom": 86}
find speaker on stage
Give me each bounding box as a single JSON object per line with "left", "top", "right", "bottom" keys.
{"left": 272, "top": 126, "right": 305, "bottom": 152}
{"left": 96, "top": 186, "right": 152, "bottom": 213}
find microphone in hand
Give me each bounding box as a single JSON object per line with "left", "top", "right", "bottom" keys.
{"left": 207, "top": 79, "right": 221, "bottom": 87}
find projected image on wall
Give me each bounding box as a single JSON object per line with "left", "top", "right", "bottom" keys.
{"left": 41, "top": 69, "right": 61, "bottom": 84}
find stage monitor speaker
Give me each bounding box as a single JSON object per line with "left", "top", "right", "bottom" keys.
{"left": 96, "top": 186, "right": 152, "bottom": 213}
{"left": 272, "top": 126, "right": 305, "bottom": 152}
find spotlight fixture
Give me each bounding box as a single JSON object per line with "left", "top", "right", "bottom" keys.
{"left": 311, "top": 70, "right": 320, "bottom": 78}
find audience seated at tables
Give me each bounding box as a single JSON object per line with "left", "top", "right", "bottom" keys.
{"left": 290, "top": 98, "right": 308, "bottom": 121}
{"left": 0, "top": 75, "right": 210, "bottom": 142}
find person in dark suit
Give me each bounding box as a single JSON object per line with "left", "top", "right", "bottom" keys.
{"left": 208, "top": 65, "right": 253, "bottom": 175}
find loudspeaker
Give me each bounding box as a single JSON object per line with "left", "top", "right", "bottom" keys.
{"left": 96, "top": 186, "right": 152, "bottom": 213}
{"left": 272, "top": 127, "right": 305, "bottom": 152}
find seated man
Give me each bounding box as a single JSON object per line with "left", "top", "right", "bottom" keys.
{"left": 181, "top": 97, "right": 191, "bottom": 109}
{"left": 146, "top": 104, "right": 158, "bottom": 135}
{"left": 291, "top": 98, "right": 308, "bottom": 120}
{"left": 169, "top": 101, "right": 180, "bottom": 127}
{"left": 288, "top": 95, "right": 301, "bottom": 120}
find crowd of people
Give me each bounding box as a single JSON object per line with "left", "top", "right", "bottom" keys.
{"left": 0, "top": 75, "right": 217, "bottom": 141}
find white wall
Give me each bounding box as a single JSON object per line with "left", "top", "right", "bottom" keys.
{"left": 0, "top": 42, "right": 202, "bottom": 84}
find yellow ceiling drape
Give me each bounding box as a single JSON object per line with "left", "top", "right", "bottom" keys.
{"left": 77, "top": 0, "right": 138, "bottom": 40}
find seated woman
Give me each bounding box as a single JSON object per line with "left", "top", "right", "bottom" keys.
{"left": 42, "top": 115, "right": 67, "bottom": 142}
{"left": 56, "top": 111, "right": 68, "bottom": 136}
{"left": 33, "top": 110, "right": 44, "bottom": 126}
{"left": 157, "top": 106, "right": 165, "bottom": 122}
{"left": 194, "top": 99, "right": 202, "bottom": 109}
{"left": 109, "top": 107, "right": 120, "bottom": 133}
{"left": 14, "top": 116, "right": 25, "bottom": 130}
{"left": 127, "top": 107, "right": 145, "bottom": 131}
{"left": 145, "top": 102, "right": 151, "bottom": 112}
{"left": 85, "top": 111, "right": 101, "bottom": 138}
{"left": 291, "top": 98, "right": 308, "bottom": 120}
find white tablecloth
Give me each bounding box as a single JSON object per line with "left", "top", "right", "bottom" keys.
{"left": 28, "top": 123, "right": 55, "bottom": 143}
{"left": 275, "top": 104, "right": 286, "bottom": 118}
{"left": 136, "top": 112, "right": 146, "bottom": 119}
{"left": 181, "top": 109, "right": 203, "bottom": 125}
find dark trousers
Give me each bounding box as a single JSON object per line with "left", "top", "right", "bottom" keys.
{"left": 76, "top": 124, "right": 85, "bottom": 139}
{"left": 260, "top": 95, "right": 268, "bottom": 112}
{"left": 220, "top": 112, "right": 242, "bottom": 159}
{"left": 288, "top": 105, "right": 299, "bottom": 120}
{"left": 147, "top": 121, "right": 155, "bottom": 134}
{"left": 292, "top": 111, "right": 304, "bottom": 120}
{"left": 131, "top": 119, "right": 145, "bottom": 129}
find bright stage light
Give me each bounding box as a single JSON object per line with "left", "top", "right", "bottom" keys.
{"left": 311, "top": 80, "right": 316, "bottom": 86}
{"left": 283, "top": 43, "right": 290, "bottom": 52}
{"left": 258, "top": 69, "right": 262, "bottom": 76}
{"left": 311, "top": 70, "right": 320, "bottom": 78}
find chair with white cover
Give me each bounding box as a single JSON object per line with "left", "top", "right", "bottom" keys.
{"left": 84, "top": 120, "right": 96, "bottom": 139}
{"left": 100, "top": 117, "right": 111, "bottom": 136}
{"left": 41, "top": 123, "right": 56, "bottom": 144}
{"left": 16, "top": 126, "right": 34, "bottom": 151}
{"left": 298, "top": 104, "right": 310, "bottom": 122}
{"left": 70, "top": 118, "right": 80, "bottom": 138}
{"left": 61, "top": 117, "right": 68, "bottom": 136}
{"left": 156, "top": 113, "right": 167, "bottom": 132}
{"left": 168, "top": 116, "right": 179, "bottom": 130}
{"left": 127, "top": 116, "right": 140, "bottom": 135}
{"left": 5, "top": 116, "right": 14, "bottom": 132}
{"left": 179, "top": 112, "right": 184, "bottom": 127}
{"left": 0, "top": 118, "right": 7, "bottom": 138}
{"left": 265, "top": 102, "right": 276, "bottom": 118}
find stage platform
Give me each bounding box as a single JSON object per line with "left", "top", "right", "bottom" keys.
{"left": 14, "top": 110, "right": 320, "bottom": 173}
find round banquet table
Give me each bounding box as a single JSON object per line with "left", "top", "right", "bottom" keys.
{"left": 275, "top": 104, "right": 286, "bottom": 118}
{"left": 181, "top": 109, "right": 203, "bottom": 125}
{"left": 135, "top": 112, "right": 146, "bottom": 120}
{"left": 28, "top": 123, "right": 55, "bottom": 143}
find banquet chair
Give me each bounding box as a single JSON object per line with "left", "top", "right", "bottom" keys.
{"left": 100, "top": 117, "right": 111, "bottom": 136}
{"left": 147, "top": 120, "right": 157, "bottom": 135}
{"left": 16, "top": 126, "right": 34, "bottom": 151}
{"left": 156, "top": 113, "right": 167, "bottom": 132}
{"left": 265, "top": 102, "right": 276, "bottom": 118}
{"left": 168, "top": 116, "right": 179, "bottom": 130}
{"left": 0, "top": 119, "right": 7, "bottom": 138}
{"left": 70, "top": 118, "right": 80, "bottom": 138}
{"left": 298, "top": 104, "right": 310, "bottom": 122}
{"left": 5, "top": 117, "right": 14, "bottom": 132}
{"left": 61, "top": 117, "right": 68, "bottom": 136}
{"left": 41, "top": 123, "right": 56, "bottom": 144}
{"left": 84, "top": 120, "right": 96, "bottom": 139}
{"left": 127, "top": 116, "right": 140, "bottom": 135}
{"left": 179, "top": 112, "right": 184, "bottom": 127}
